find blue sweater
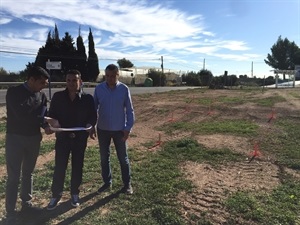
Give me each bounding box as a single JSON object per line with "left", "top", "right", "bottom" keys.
{"left": 93, "top": 81, "right": 134, "bottom": 131}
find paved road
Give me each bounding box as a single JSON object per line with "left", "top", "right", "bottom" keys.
{"left": 0, "top": 86, "right": 198, "bottom": 104}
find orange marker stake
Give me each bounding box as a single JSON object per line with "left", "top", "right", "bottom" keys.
{"left": 187, "top": 95, "right": 194, "bottom": 103}
{"left": 267, "top": 109, "right": 276, "bottom": 123}
{"left": 167, "top": 112, "right": 177, "bottom": 122}
{"left": 206, "top": 104, "right": 214, "bottom": 116}
{"left": 248, "top": 142, "right": 262, "bottom": 163}
{"left": 148, "top": 134, "right": 162, "bottom": 149}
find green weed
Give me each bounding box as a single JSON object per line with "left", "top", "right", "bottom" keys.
{"left": 160, "top": 119, "right": 258, "bottom": 136}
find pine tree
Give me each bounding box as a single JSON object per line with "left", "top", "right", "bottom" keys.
{"left": 265, "top": 36, "right": 300, "bottom": 80}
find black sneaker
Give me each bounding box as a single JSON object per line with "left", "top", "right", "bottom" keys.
{"left": 71, "top": 194, "right": 80, "bottom": 207}
{"left": 47, "top": 197, "right": 61, "bottom": 210}
{"left": 122, "top": 184, "right": 133, "bottom": 195}
{"left": 97, "top": 183, "right": 112, "bottom": 194}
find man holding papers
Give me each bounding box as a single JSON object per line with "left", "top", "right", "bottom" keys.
{"left": 45, "top": 69, "right": 97, "bottom": 210}
{"left": 5, "top": 66, "right": 51, "bottom": 225}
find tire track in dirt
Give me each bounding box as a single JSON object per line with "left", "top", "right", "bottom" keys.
{"left": 275, "top": 89, "right": 300, "bottom": 111}
{"left": 180, "top": 160, "right": 280, "bottom": 224}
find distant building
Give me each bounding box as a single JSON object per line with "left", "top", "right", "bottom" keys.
{"left": 96, "top": 66, "right": 183, "bottom": 85}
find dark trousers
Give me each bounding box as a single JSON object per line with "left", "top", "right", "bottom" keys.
{"left": 51, "top": 132, "right": 88, "bottom": 197}
{"left": 97, "top": 129, "right": 131, "bottom": 186}
{"left": 5, "top": 133, "right": 41, "bottom": 213}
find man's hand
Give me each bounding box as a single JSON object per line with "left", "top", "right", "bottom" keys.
{"left": 44, "top": 117, "right": 60, "bottom": 128}
{"left": 122, "top": 130, "right": 130, "bottom": 141}
{"left": 44, "top": 126, "right": 54, "bottom": 135}
{"left": 87, "top": 124, "right": 96, "bottom": 140}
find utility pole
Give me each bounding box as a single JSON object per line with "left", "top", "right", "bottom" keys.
{"left": 251, "top": 61, "right": 253, "bottom": 77}
{"left": 161, "top": 56, "right": 164, "bottom": 74}
{"left": 203, "top": 58, "right": 205, "bottom": 70}
{"left": 46, "top": 59, "right": 62, "bottom": 100}
{"left": 160, "top": 56, "right": 164, "bottom": 86}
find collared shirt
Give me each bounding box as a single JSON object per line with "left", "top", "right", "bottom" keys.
{"left": 6, "top": 83, "right": 48, "bottom": 136}
{"left": 94, "top": 81, "right": 135, "bottom": 131}
{"left": 48, "top": 88, "right": 97, "bottom": 129}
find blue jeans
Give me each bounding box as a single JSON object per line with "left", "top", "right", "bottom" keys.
{"left": 97, "top": 129, "right": 131, "bottom": 186}
{"left": 5, "top": 133, "right": 41, "bottom": 213}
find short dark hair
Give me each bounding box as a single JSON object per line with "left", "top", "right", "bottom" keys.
{"left": 66, "top": 69, "right": 81, "bottom": 78}
{"left": 27, "top": 66, "right": 50, "bottom": 80}
{"left": 105, "top": 64, "right": 119, "bottom": 72}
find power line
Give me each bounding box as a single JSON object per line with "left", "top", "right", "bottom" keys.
{"left": 0, "top": 50, "right": 36, "bottom": 56}
{"left": 0, "top": 49, "right": 160, "bottom": 62}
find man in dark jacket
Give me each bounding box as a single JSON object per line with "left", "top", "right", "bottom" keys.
{"left": 46, "top": 69, "right": 97, "bottom": 210}
{"left": 5, "top": 66, "right": 52, "bottom": 225}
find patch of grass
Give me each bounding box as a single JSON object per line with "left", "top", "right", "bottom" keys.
{"left": 253, "top": 95, "right": 286, "bottom": 107}
{"left": 159, "top": 119, "right": 259, "bottom": 136}
{"left": 225, "top": 181, "right": 300, "bottom": 225}
{"left": 225, "top": 191, "right": 263, "bottom": 221}
{"left": 136, "top": 93, "right": 153, "bottom": 99}
{"left": 263, "top": 118, "right": 300, "bottom": 169}
{"left": 289, "top": 91, "right": 300, "bottom": 98}
{"left": 196, "top": 98, "right": 214, "bottom": 106}
{"left": 161, "top": 138, "right": 243, "bottom": 164}
{"left": 157, "top": 108, "right": 170, "bottom": 115}
{"left": 39, "top": 140, "right": 55, "bottom": 155}
{"left": 0, "top": 122, "right": 6, "bottom": 133}
{"left": 217, "top": 96, "right": 245, "bottom": 104}
{"left": 0, "top": 139, "right": 5, "bottom": 165}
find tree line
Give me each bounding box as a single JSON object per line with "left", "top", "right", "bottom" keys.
{"left": 180, "top": 36, "right": 300, "bottom": 87}
{"left": 1, "top": 30, "right": 299, "bottom": 86}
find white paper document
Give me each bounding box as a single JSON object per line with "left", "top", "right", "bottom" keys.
{"left": 49, "top": 126, "right": 92, "bottom": 132}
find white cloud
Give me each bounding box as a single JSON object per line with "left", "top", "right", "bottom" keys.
{"left": 220, "top": 40, "right": 250, "bottom": 51}
{"left": 28, "top": 17, "right": 56, "bottom": 27}
{"left": 211, "top": 52, "right": 261, "bottom": 61}
{"left": 0, "top": 28, "right": 50, "bottom": 54}
{"left": 0, "top": 0, "right": 268, "bottom": 76}
{"left": 0, "top": 17, "right": 12, "bottom": 25}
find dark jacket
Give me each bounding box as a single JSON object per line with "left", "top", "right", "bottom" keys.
{"left": 6, "top": 84, "right": 48, "bottom": 136}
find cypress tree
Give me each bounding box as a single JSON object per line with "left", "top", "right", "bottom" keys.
{"left": 60, "top": 32, "right": 76, "bottom": 74}
{"left": 76, "top": 27, "right": 88, "bottom": 81}
{"left": 87, "top": 28, "right": 99, "bottom": 81}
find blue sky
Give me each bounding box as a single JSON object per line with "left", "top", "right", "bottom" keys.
{"left": 0, "top": 0, "right": 299, "bottom": 78}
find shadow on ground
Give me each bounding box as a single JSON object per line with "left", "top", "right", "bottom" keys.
{"left": 1, "top": 190, "right": 122, "bottom": 225}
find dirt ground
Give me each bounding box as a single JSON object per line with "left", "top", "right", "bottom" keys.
{"left": 0, "top": 87, "right": 300, "bottom": 224}
{"left": 130, "top": 88, "right": 300, "bottom": 224}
